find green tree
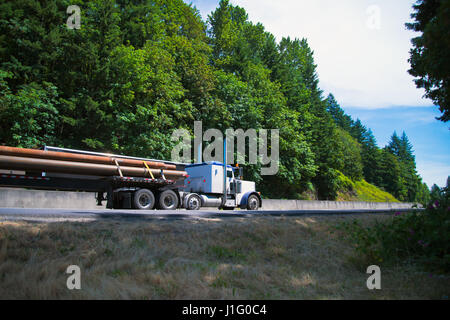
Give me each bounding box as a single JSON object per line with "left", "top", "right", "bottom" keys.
{"left": 379, "top": 148, "right": 408, "bottom": 200}
{"left": 309, "top": 102, "right": 342, "bottom": 200}
{"left": 406, "top": 0, "right": 450, "bottom": 122}
{"left": 416, "top": 181, "right": 431, "bottom": 205}
{"left": 360, "top": 129, "right": 383, "bottom": 186}
{"left": 325, "top": 94, "right": 354, "bottom": 132}
{"left": 386, "top": 131, "right": 424, "bottom": 202}
{"left": 350, "top": 119, "right": 367, "bottom": 144}
{"left": 430, "top": 183, "right": 442, "bottom": 200}
{"left": 335, "top": 127, "right": 364, "bottom": 181}
{"left": 0, "top": 71, "right": 59, "bottom": 148}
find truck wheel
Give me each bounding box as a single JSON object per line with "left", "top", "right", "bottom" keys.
{"left": 247, "top": 195, "right": 260, "bottom": 210}
{"left": 133, "top": 189, "right": 155, "bottom": 210}
{"left": 186, "top": 194, "right": 201, "bottom": 210}
{"left": 159, "top": 190, "right": 179, "bottom": 210}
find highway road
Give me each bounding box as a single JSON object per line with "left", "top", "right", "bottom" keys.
{"left": 0, "top": 207, "right": 418, "bottom": 222}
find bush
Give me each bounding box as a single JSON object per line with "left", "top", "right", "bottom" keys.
{"left": 336, "top": 181, "right": 450, "bottom": 273}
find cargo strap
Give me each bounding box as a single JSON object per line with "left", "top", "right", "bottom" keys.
{"left": 143, "top": 161, "right": 155, "bottom": 179}
{"left": 113, "top": 158, "right": 123, "bottom": 178}
{"left": 160, "top": 169, "right": 166, "bottom": 180}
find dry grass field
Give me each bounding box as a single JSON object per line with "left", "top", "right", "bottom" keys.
{"left": 0, "top": 214, "right": 448, "bottom": 299}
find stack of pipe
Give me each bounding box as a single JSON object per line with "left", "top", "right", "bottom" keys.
{"left": 0, "top": 146, "right": 187, "bottom": 180}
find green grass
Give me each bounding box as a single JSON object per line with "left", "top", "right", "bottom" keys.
{"left": 336, "top": 171, "right": 399, "bottom": 203}
{"left": 354, "top": 180, "right": 399, "bottom": 202}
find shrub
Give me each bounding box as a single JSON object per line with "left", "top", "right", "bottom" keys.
{"left": 336, "top": 181, "right": 450, "bottom": 273}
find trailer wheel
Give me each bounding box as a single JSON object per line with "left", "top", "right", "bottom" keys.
{"left": 158, "top": 190, "right": 179, "bottom": 210}
{"left": 247, "top": 194, "right": 260, "bottom": 210}
{"left": 133, "top": 189, "right": 155, "bottom": 210}
{"left": 186, "top": 194, "right": 201, "bottom": 210}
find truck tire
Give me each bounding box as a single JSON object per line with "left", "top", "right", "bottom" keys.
{"left": 247, "top": 194, "right": 260, "bottom": 210}
{"left": 133, "top": 189, "right": 155, "bottom": 210}
{"left": 185, "top": 194, "right": 201, "bottom": 210}
{"left": 159, "top": 190, "right": 179, "bottom": 210}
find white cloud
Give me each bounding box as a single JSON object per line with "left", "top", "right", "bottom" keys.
{"left": 229, "top": 0, "right": 434, "bottom": 108}
{"left": 416, "top": 161, "right": 450, "bottom": 188}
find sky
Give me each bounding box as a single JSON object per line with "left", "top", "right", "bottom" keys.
{"left": 186, "top": 0, "right": 449, "bottom": 188}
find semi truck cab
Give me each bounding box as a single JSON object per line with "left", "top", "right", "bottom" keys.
{"left": 181, "top": 162, "right": 262, "bottom": 211}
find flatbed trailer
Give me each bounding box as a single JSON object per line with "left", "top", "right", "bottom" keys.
{"left": 0, "top": 173, "right": 180, "bottom": 210}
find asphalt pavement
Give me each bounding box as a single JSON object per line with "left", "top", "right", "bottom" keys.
{"left": 0, "top": 207, "right": 418, "bottom": 222}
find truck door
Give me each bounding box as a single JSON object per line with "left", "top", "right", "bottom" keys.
{"left": 226, "top": 168, "right": 237, "bottom": 195}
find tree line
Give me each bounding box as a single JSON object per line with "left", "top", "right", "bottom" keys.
{"left": 0, "top": 0, "right": 431, "bottom": 202}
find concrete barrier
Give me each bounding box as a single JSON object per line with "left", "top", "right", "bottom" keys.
{"left": 261, "top": 199, "right": 420, "bottom": 210}
{"left": 0, "top": 188, "right": 420, "bottom": 210}
{"left": 0, "top": 188, "right": 105, "bottom": 209}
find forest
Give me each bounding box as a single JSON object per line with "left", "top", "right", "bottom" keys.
{"left": 0, "top": 0, "right": 431, "bottom": 203}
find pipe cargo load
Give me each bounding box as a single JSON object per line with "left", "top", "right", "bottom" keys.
{"left": 0, "top": 155, "right": 187, "bottom": 180}
{"left": 0, "top": 146, "right": 176, "bottom": 170}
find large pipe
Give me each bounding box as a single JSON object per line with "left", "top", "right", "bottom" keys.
{"left": 0, "top": 155, "right": 187, "bottom": 180}
{"left": 44, "top": 145, "right": 187, "bottom": 166}
{"left": 0, "top": 146, "right": 176, "bottom": 170}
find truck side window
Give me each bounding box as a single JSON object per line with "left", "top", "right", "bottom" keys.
{"left": 227, "top": 170, "right": 233, "bottom": 178}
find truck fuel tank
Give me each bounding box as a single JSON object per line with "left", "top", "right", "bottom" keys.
{"left": 199, "top": 194, "right": 223, "bottom": 207}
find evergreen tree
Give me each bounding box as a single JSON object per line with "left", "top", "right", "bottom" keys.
{"left": 350, "top": 119, "right": 367, "bottom": 144}
{"left": 387, "top": 131, "right": 422, "bottom": 202}
{"left": 430, "top": 184, "right": 442, "bottom": 200}
{"left": 406, "top": 0, "right": 450, "bottom": 122}
{"left": 379, "top": 148, "right": 408, "bottom": 200}
{"left": 325, "top": 94, "right": 354, "bottom": 132}
{"left": 361, "top": 129, "right": 383, "bottom": 186}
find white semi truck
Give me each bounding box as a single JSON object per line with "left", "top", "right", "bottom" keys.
{"left": 181, "top": 162, "right": 262, "bottom": 211}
